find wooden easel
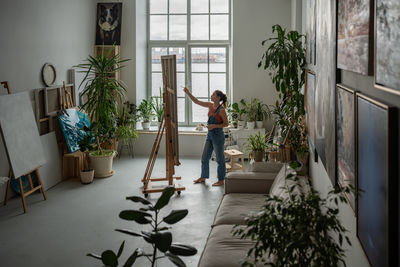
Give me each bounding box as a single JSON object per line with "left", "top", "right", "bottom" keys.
{"left": 141, "top": 55, "right": 185, "bottom": 197}
{"left": 1, "top": 81, "right": 47, "bottom": 213}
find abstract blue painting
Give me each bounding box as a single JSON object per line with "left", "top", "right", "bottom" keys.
{"left": 58, "top": 109, "right": 90, "bottom": 153}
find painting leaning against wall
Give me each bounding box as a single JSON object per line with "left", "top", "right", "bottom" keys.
{"left": 314, "top": 0, "right": 336, "bottom": 184}
{"left": 336, "top": 84, "right": 356, "bottom": 212}
{"left": 375, "top": 0, "right": 400, "bottom": 94}
{"left": 305, "top": 0, "right": 316, "bottom": 65}
{"left": 337, "top": 0, "right": 373, "bottom": 75}
{"left": 305, "top": 70, "right": 316, "bottom": 148}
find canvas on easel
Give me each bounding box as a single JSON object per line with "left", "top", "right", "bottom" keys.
{"left": 0, "top": 92, "right": 47, "bottom": 212}
{"left": 141, "top": 55, "right": 185, "bottom": 196}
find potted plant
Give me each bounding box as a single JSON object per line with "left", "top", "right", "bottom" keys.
{"left": 234, "top": 176, "right": 355, "bottom": 267}
{"left": 227, "top": 102, "right": 238, "bottom": 128}
{"left": 116, "top": 105, "right": 138, "bottom": 144}
{"left": 242, "top": 98, "right": 260, "bottom": 130}
{"left": 87, "top": 187, "right": 198, "bottom": 267}
{"left": 245, "top": 132, "right": 268, "bottom": 162}
{"left": 152, "top": 87, "right": 164, "bottom": 129}
{"left": 292, "top": 115, "right": 309, "bottom": 173}
{"left": 138, "top": 99, "right": 154, "bottom": 130}
{"left": 255, "top": 100, "right": 271, "bottom": 128}
{"left": 232, "top": 100, "right": 247, "bottom": 129}
{"left": 75, "top": 45, "right": 129, "bottom": 178}
{"left": 78, "top": 128, "right": 95, "bottom": 184}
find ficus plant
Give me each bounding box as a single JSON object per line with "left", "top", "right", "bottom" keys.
{"left": 87, "top": 187, "right": 197, "bottom": 267}
{"left": 233, "top": 174, "right": 355, "bottom": 267}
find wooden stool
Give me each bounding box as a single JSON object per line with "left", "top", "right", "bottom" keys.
{"left": 224, "top": 149, "right": 245, "bottom": 172}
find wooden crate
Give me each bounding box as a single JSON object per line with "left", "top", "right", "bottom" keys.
{"left": 62, "top": 151, "right": 85, "bottom": 179}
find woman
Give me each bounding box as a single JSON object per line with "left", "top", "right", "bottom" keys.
{"left": 184, "top": 87, "right": 229, "bottom": 186}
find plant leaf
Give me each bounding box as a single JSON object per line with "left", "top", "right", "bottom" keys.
{"left": 115, "top": 229, "right": 144, "bottom": 237}
{"left": 169, "top": 243, "right": 198, "bottom": 256}
{"left": 87, "top": 253, "right": 102, "bottom": 260}
{"left": 152, "top": 232, "right": 172, "bottom": 252}
{"left": 117, "top": 241, "right": 125, "bottom": 258}
{"left": 122, "top": 248, "right": 141, "bottom": 267}
{"left": 154, "top": 186, "right": 175, "bottom": 210}
{"left": 119, "top": 210, "right": 152, "bottom": 224}
{"left": 163, "top": 210, "right": 188, "bottom": 224}
{"left": 101, "top": 250, "right": 118, "bottom": 267}
{"left": 126, "top": 196, "right": 152, "bottom": 205}
{"left": 165, "top": 252, "right": 186, "bottom": 267}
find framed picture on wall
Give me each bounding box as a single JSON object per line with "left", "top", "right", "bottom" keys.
{"left": 336, "top": 84, "right": 356, "bottom": 212}
{"left": 356, "top": 93, "right": 397, "bottom": 267}
{"left": 305, "top": 70, "right": 316, "bottom": 148}
{"left": 374, "top": 0, "right": 400, "bottom": 94}
{"left": 95, "top": 3, "right": 123, "bottom": 46}
{"left": 337, "top": 0, "right": 373, "bottom": 75}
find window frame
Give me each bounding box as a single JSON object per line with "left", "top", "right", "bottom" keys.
{"left": 147, "top": 0, "right": 231, "bottom": 126}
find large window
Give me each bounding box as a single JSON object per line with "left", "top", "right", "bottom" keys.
{"left": 148, "top": 0, "right": 231, "bottom": 125}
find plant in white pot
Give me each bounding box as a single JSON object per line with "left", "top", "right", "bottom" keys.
{"left": 152, "top": 88, "right": 164, "bottom": 129}
{"left": 242, "top": 98, "right": 260, "bottom": 130}
{"left": 232, "top": 101, "right": 247, "bottom": 129}
{"left": 138, "top": 99, "right": 154, "bottom": 130}
{"left": 75, "top": 45, "right": 129, "bottom": 178}
{"left": 255, "top": 100, "right": 271, "bottom": 128}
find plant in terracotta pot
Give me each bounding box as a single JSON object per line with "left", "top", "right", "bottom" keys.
{"left": 75, "top": 44, "right": 129, "bottom": 178}
{"left": 78, "top": 127, "right": 95, "bottom": 184}
{"left": 138, "top": 99, "right": 154, "bottom": 130}
{"left": 245, "top": 132, "right": 268, "bottom": 162}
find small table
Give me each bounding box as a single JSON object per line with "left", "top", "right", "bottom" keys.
{"left": 224, "top": 149, "right": 245, "bottom": 172}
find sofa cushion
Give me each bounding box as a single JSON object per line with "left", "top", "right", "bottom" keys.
{"left": 213, "top": 193, "right": 266, "bottom": 226}
{"left": 198, "top": 225, "right": 270, "bottom": 267}
{"left": 248, "top": 162, "right": 284, "bottom": 173}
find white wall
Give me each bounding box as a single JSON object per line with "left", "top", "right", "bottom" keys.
{"left": 232, "top": 0, "right": 291, "bottom": 107}
{"left": 135, "top": 0, "right": 148, "bottom": 106}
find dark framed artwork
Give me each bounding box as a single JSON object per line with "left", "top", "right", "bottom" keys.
{"left": 336, "top": 84, "right": 356, "bottom": 212}
{"left": 356, "top": 93, "right": 397, "bottom": 267}
{"left": 375, "top": 0, "right": 400, "bottom": 95}
{"left": 314, "top": 0, "right": 336, "bottom": 184}
{"left": 95, "top": 3, "right": 122, "bottom": 45}
{"left": 337, "top": 0, "right": 373, "bottom": 75}
{"left": 306, "top": 0, "right": 316, "bottom": 65}
{"left": 305, "top": 70, "right": 316, "bottom": 148}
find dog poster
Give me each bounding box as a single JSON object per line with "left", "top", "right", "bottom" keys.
{"left": 95, "top": 3, "right": 122, "bottom": 45}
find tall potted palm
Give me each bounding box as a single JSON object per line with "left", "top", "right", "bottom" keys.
{"left": 76, "top": 45, "right": 129, "bottom": 178}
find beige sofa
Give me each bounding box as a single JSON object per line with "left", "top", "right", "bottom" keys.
{"left": 198, "top": 162, "right": 310, "bottom": 267}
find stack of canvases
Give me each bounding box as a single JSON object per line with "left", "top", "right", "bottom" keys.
{"left": 304, "top": 0, "right": 398, "bottom": 266}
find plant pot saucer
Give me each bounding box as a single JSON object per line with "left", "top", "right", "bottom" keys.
{"left": 94, "top": 170, "right": 114, "bottom": 178}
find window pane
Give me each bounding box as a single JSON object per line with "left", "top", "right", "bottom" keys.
{"left": 169, "top": 47, "right": 185, "bottom": 71}
{"left": 210, "top": 0, "right": 229, "bottom": 13}
{"left": 150, "top": 15, "right": 168, "bottom": 40}
{"left": 169, "top": 15, "right": 187, "bottom": 40}
{"left": 192, "top": 73, "right": 208, "bottom": 97}
{"left": 150, "top": 0, "right": 167, "bottom": 13}
{"left": 191, "top": 47, "right": 208, "bottom": 72}
{"left": 178, "top": 98, "right": 185, "bottom": 122}
{"left": 152, "top": 73, "right": 163, "bottom": 96}
{"left": 210, "top": 15, "right": 229, "bottom": 40}
{"left": 209, "top": 73, "right": 226, "bottom": 94}
{"left": 152, "top": 47, "right": 168, "bottom": 72}
{"left": 170, "top": 0, "right": 187, "bottom": 13}
{"left": 177, "top": 73, "right": 185, "bottom": 97}
{"left": 191, "top": 0, "right": 208, "bottom": 13}
{"left": 209, "top": 47, "right": 226, "bottom": 72}
{"left": 192, "top": 102, "right": 209, "bottom": 123}
{"left": 191, "top": 15, "right": 209, "bottom": 40}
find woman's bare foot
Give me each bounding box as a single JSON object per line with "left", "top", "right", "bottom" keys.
{"left": 212, "top": 180, "right": 224, "bottom": 186}
{"left": 193, "top": 178, "right": 206, "bottom": 184}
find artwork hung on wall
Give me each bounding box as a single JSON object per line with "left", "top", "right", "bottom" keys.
{"left": 314, "top": 0, "right": 336, "bottom": 184}
{"left": 305, "top": 70, "right": 316, "bottom": 148}
{"left": 306, "top": 0, "right": 316, "bottom": 65}
{"left": 337, "top": 0, "right": 373, "bottom": 75}
{"left": 336, "top": 84, "right": 356, "bottom": 212}
{"left": 95, "top": 3, "right": 122, "bottom": 45}
{"left": 375, "top": 0, "right": 400, "bottom": 94}
{"left": 356, "top": 93, "right": 397, "bottom": 267}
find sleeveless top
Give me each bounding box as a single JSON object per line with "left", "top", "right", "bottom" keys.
{"left": 207, "top": 105, "right": 223, "bottom": 124}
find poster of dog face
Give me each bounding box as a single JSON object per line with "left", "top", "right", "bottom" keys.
{"left": 96, "top": 3, "right": 122, "bottom": 45}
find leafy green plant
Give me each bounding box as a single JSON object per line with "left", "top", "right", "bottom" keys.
{"left": 87, "top": 187, "right": 197, "bottom": 267}
{"left": 245, "top": 132, "right": 268, "bottom": 152}
{"left": 255, "top": 101, "right": 271, "bottom": 121}
{"left": 152, "top": 88, "right": 164, "bottom": 123}
{"left": 233, "top": 175, "right": 355, "bottom": 267}
{"left": 231, "top": 101, "right": 247, "bottom": 121}
{"left": 116, "top": 105, "right": 138, "bottom": 143}
{"left": 138, "top": 99, "right": 155, "bottom": 123}
{"left": 259, "top": 24, "right": 306, "bottom": 152}
{"left": 241, "top": 98, "right": 259, "bottom": 122}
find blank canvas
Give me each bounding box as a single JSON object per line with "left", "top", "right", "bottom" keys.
{"left": 39, "top": 132, "right": 62, "bottom": 190}
{"left": 0, "top": 92, "right": 46, "bottom": 178}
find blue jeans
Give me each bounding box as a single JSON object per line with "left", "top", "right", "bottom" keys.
{"left": 201, "top": 129, "right": 226, "bottom": 180}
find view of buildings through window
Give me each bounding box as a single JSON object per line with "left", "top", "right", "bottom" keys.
{"left": 149, "top": 0, "right": 230, "bottom": 125}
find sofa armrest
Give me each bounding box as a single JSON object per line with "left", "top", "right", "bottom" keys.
{"left": 224, "top": 172, "right": 277, "bottom": 194}
{"left": 248, "top": 162, "right": 284, "bottom": 174}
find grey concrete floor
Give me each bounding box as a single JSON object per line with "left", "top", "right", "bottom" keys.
{"left": 0, "top": 156, "right": 244, "bottom": 267}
